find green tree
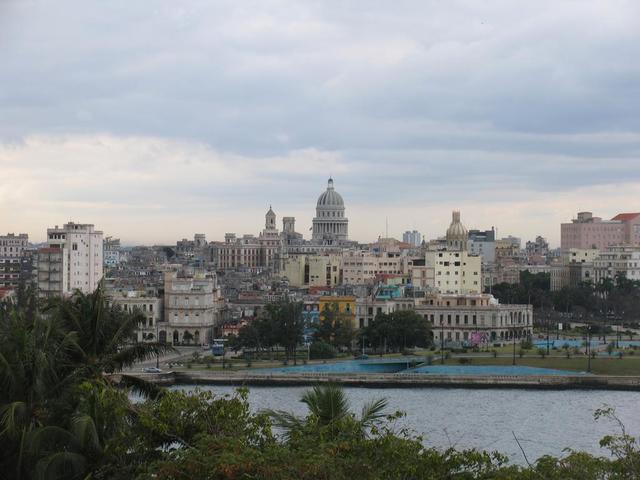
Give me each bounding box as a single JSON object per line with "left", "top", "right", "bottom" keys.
{"left": 266, "top": 384, "right": 388, "bottom": 440}
{"left": 317, "top": 302, "right": 355, "bottom": 351}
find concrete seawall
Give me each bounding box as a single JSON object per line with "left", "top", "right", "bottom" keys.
{"left": 137, "top": 371, "right": 640, "bottom": 391}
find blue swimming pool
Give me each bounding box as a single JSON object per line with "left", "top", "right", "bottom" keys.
{"left": 255, "top": 357, "right": 425, "bottom": 374}
{"left": 253, "top": 360, "right": 585, "bottom": 376}
{"left": 532, "top": 339, "right": 601, "bottom": 349}
{"left": 404, "top": 365, "right": 587, "bottom": 376}
{"left": 532, "top": 339, "right": 640, "bottom": 349}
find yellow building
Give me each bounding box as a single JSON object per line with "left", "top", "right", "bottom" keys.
{"left": 319, "top": 295, "right": 357, "bottom": 327}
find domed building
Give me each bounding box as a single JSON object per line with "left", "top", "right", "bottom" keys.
{"left": 446, "top": 210, "right": 468, "bottom": 251}
{"left": 312, "top": 178, "right": 349, "bottom": 244}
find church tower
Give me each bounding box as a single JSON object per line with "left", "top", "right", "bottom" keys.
{"left": 265, "top": 206, "right": 276, "bottom": 230}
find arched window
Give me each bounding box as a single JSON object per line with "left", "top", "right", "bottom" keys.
{"left": 173, "top": 330, "right": 179, "bottom": 344}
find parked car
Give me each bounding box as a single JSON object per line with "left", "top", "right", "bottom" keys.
{"left": 142, "top": 367, "right": 162, "bottom": 373}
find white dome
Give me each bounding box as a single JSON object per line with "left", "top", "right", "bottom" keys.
{"left": 316, "top": 178, "right": 344, "bottom": 208}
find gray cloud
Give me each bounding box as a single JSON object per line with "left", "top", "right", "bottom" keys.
{"left": 1, "top": 0, "right": 640, "bottom": 244}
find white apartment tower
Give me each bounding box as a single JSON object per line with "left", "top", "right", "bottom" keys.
{"left": 403, "top": 230, "right": 422, "bottom": 247}
{"left": 45, "top": 222, "right": 103, "bottom": 295}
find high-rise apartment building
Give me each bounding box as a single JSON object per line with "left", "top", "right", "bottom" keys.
{"left": 425, "top": 212, "right": 482, "bottom": 295}
{"left": 39, "top": 222, "right": 103, "bottom": 296}
{"left": 402, "top": 230, "right": 422, "bottom": 247}
{"left": 0, "top": 233, "right": 29, "bottom": 289}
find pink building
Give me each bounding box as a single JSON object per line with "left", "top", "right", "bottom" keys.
{"left": 612, "top": 213, "right": 640, "bottom": 245}
{"left": 561, "top": 212, "right": 640, "bottom": 251}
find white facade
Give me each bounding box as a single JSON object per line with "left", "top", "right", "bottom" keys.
{"left": 427, "top": 250, "right": 482, "bottom": 294}
{"left": 45, "top": 223, "right": 103, "bottom": 295}
{"left": 594, "top": 245, "right": 640, "bottom": 283}
{"left": 312, "top": 178, "right": 349, "bottom": 244}
{"left": 424, "top": 211, "right": 482, "bottom": 294}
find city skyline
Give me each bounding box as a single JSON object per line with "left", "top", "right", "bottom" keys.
{"left": 1, "top": 1, "right": 640, "bottom": 245}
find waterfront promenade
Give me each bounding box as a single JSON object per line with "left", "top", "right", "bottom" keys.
{"left": 135, "top": 370, "right": 640, "bottom": 391}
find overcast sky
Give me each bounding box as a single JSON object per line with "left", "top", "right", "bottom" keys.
{"left": 1, "top": 0, "right": 639, "bottom": 246}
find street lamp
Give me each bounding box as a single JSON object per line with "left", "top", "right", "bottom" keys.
{"left": 587, "top": 325, "right": 592, "bottom": 373}
{"left": 546, "top": 313, "right": 550, "bottom": 355}
{"left": 512, "top": 324, "right": 516, "bottom": 366}
{"left": 156, "top": 321, "right": 160, "bottom": 369}
{"left": 440, "top": 319, "right": 445, "bottom": 364}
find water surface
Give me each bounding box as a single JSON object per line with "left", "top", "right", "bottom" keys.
{"left": 174, "top": 385, "right": 640, "bottom": 463}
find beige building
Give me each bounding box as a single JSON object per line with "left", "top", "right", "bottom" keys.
{"left": 1, "top": 233, "right": 28, "bottom": 258}
{"left": 283, "top": 254, "right": 342, "bottom": 288}
{"left": 355, "top": 295, "right": 416, "bottom": 329}
{"left": 425, "top": 212, "right": 482, "bottom": 295}
{"left": 550, "top": 248, "right": 600, "bottom": 291}
{"left": 341, "top": 250, "right": 413, "bottom": 286}
{"left": 109, "top": 292, "right": 163, "bottom": 343}
{"left": 212, "top": 207, "right": 283, "bottom": 271}
{"left": 163, "top": 271, "right": 221, "bottom": 345}
{"left": 415, "top": 292, "right": 533, "bottom": 345}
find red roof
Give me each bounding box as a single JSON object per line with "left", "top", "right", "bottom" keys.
{"left": 611, "top": 213, "right": 640, "bottom": 222}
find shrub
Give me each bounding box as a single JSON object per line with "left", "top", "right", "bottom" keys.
{"left": 518, "top": 348, "right": 525, "bottom": 358}
{"left": 309, "top": 341, "right": 337, "bottom": 360}
{"left": 520, "top": 339, "right": 533, "bottom": 350}
{"left": 492, "top": 349, "right": 498, "bottom": 358}
{"left": 458, "top": 357, "right": 472, "bottom": 365}
{"left": 537, "top": 348, "right": 547, "bottom": 359}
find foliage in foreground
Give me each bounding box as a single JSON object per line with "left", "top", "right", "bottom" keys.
{"left": 1, "top": 286, "right": 640, "bottom": 479}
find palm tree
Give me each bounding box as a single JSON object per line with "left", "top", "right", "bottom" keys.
{"left": 0, "top": 302, "right": 79, "bottom": 479}
{"left": 46, "top": 283, "right": 175, "bottom": 397}
{"left": 266, "top": 384, "right": 388, "bottom": 440}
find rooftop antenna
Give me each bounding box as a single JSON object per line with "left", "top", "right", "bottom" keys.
{"left": 385, "top": 217, "right": 388, "bottom": 239}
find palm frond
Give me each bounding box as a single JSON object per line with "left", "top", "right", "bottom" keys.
{"left": 29, "top": 425, "right": 78, "bottom": 458}
{"left": 0, "top": 401, "right": 28, "bottom": 437}
{"left": 360, "top": 397, "right": 389, "bottom": 428}
{"left": 116, "top": 373, "right": 165, "bottom": 400}
{"left": 71, "top": 414, "right": 102, "bottom": 454}
{"left": 104, "top": 342, "right": 175, "bottom": 372}
{"left": 301, "top": 384, "right": 350, "bottom": 425}
{"left": 34, "top": 451, "right": 88, "bottom": 480}
{"left": 263, "top": 409, "right": 304, "bottom": 441}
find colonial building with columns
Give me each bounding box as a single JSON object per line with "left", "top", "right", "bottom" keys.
{"left": 162, "top": 270, "right": 221, "bottom": 345}
{"left": 415, "top": 292, "right": 533, "bottom": 346}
